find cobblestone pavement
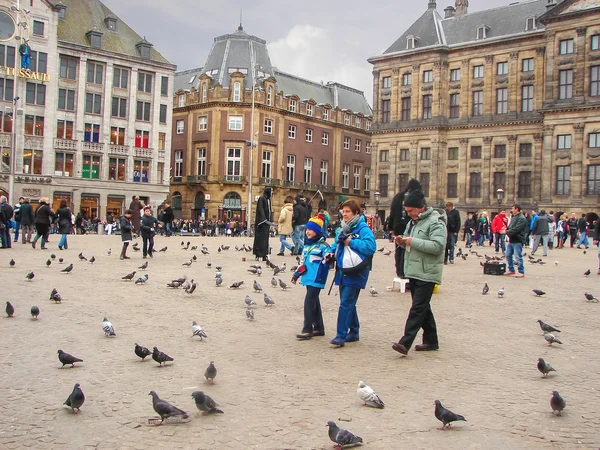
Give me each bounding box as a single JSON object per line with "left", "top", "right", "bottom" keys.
{"left": 1, "top": 235, "right": 599, "bottom": 449}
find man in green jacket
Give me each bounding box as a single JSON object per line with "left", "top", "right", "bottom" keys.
{"left": 392, "top": 190, "right": 447, "bottom": 356}
{"left": 505, "top": 204, "right": 528, "bottom": 277}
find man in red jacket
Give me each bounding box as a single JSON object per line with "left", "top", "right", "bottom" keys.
{"left": 491, "top": 210, "right": 508, "bottom": 254}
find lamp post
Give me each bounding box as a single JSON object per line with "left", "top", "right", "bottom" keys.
{"left": 246, "top": 59, "right": 263, "bottom": 236}
{"left": 496, "top": 185, "right": 504, "bottom": 209}
{"left": 374, "top": 191, "right": 381, "bottom": 215}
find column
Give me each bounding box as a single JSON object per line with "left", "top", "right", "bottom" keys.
{"left": 432, "top": 60, "right": 447, "bottom": 117}
{"left": 571, "top": 122, "right": 585, "bottom": 203}
{"left": 103, "top": 62, "right": 114, "bottom": 181}
{"left": 574, "top": 26, "right": 587, "bottom": 101}
{"left": 409, "top": 139, "right": 419, "bottom": 179}
{"left": 541, "top": 125, "right": 554, "bottom": 202}
{"left": 532, "top": 133, "right": 543, "bottom": 202}
{"left": 461, "top": 59, "right": 470, "bottom": 118}
{"left": 372, "top": 70, "right": 380, "bottom": 123}
{"left": 508, "top": 51, "right": 519, "bottom": 113}
{"left": 411, "top": 64, "right": 421, "bottom": 121}
{"left": 544, "top": 32, "right": 556, "bottom": 105}
{"left": 459, "top": 138, "right": 469, "bottom": 202}
{"left": 431, "top": 138, "right": 444, "bottom": 204}
{"left": 127, "top": 68, "right": 138, "bottom": 183}
{"left": 389, "top": 141, "right": 398, "bottom": 193}
{"left": 506, "top": 135, "right": 518, "bottom": 207}
{"left": 482, "top": 136, "right": 493, "bottom": 204}
{"left": 535, "top": 47, "right": 546, "bottom": 110}
{"left": 484, "top": 55, "right": 494, "bottom": 116}
{"left": 391, "top": 67, "right": 400, "bottom": 122}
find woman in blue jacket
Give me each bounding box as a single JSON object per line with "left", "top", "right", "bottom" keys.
{"left": 328, "top": 200, "right": 376, "bottom": 347}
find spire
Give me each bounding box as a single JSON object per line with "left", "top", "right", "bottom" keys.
{"left": 428, "top": 1, "right": 436, "bottom": 9}
{"left": 238, "top": 9, "right": 243, "bottom": 31}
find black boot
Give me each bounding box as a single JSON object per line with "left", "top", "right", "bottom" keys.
{"left": 120, "top": 242, "right": 130, "bottom": 260}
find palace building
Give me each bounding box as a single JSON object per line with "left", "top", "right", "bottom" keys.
{"left": 368, "top": 0, "right": 600, "bottom": 217}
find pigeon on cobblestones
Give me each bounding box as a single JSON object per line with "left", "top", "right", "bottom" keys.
{"left": 537, "top": 320, "right": 560, "bottom": 333}
{"left": 434, "top": 400, "right": 466, "bottom": 429}
{"left": 135, "top": 274, "right": 148, "bottom": 285}
{"left": 497, "top": 287, "right": 505, "bottom": 298}
{"left": 253, "top": 280, "right": 263, "bottom": 292}
{"left": 544, "top": 333, "right": 562, "bottom": 345}
{"left": 271, "top": 277, "right": 278, "bottom": 287}
{"left": 134, "top": 343, "right": 152, "bottom": 360}
{"left": 25, "top": 271, "right": 34, "bottom": 281}
{"left": 152, "top": 347, "right": 173, "bottom": 366}
{"left": 263, "top": 293, "right": 275, "bottom": 306}
{"left": 61, "top": 264, "right": 73, "bottom": 274}
{"left": 78, "top": 253, "right": 87, "bottom": 261}
{"left": 30, "top": 305, "right": 39, "bottom": 319}
{"left": 326, "top": 421, "right": 363, "bottom": 448}
{"left": 192, "top": 321, "right": 207, "bottom": 339}
{"left": 533, "top": 289, "right": 546, "bottom": 297}
{"left": 357, "top": 380, "right": 385, "bottom": 409}
{"left": 64, "top": 383, "right": 85, "bottom": 413}
{"left": 102, "top": 317, "right": 116, "bottom": 336}
{"left": 138, "top": 261, "right": 148, "bottom": 270}
{"left": 584, "top": 269, "right": 591, "bottom": 276}
{"left": 9, "top": 258, "right": 15, "bottom": 267}
{"left": 584, "top": 292, "right": 598, "bottom": 303}
{"left": 215, "top": 277, "right": 223, "bottom": 287}
{"left": 279, "top": 279, "right": 290, "bottom": 290}
{"left": 482, "top": 283, "right": 489, "bottom": 295}
{"left": 246, "top": 308, "right": 254, "bottom": 320}
{"left": 89, "top": 256, "right": 96, "bottom": 264}
{"left": 6, "top": 301, "right": 15, "bottom": 317}
{"left": 369, "top": 287, "right": 378, "bottom": 296}
{"left": 229, "top": 281, "right": 244, "bottom": 289}
{"left": 191, "top": 391, "right": 223, "bottom": 414}
{"left": 50, "top": 289, "right": 62, "bottom": 303}
{"left": 245, "top": 295, "right": 256, "bottom": 307}
{"left": 204, "top": 361, "right": 217, "bottom": 383}
{"left": 57, "top": 350, "right": 83, "bottom": 368}
{"left": 550, "top": 390, "right": 566, "bottom": 416}
{"left": 537, "top": 358, "right": 556, "bottom": 378}
{"left": 46, "top": 259, "right": 51, "bottom": 268}
{"left": 186, "top": 281, "right": 197, "bottom": 294}
{"left": 149, "top": 390, "right": 188, "bottom": 425}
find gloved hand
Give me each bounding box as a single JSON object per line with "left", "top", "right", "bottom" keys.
{"left": 292, "top": 265, "right": 307, "bottom": 284}
{"left": 337, "top": 233, "right": 348, "bottom": 244}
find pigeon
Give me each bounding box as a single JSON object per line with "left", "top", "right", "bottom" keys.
{"left": 102, "top": 317, "right": 116, "bottom": 336}
{"left": 278, "top": 279, "right": 290, "bottom": 290}
{"left": 182, "top": 259, "right": 193, "bottom": 267}
{"left": 192, "top": 254, "right": 197, "bottom": 261}
{"left": 78, "top": 252, "right": 87, "bottom": 261}
{"left": 248, "top": 267, "right": 260, "bottom": 275}
{"left": 218, "top": 247, "right": 221, "bottom": 253}
{"left": 191, "top": 391, "right": 223, "bottom": 415}
{"left": 149, "top": 391, "right": 188, "bottom": 425}
{"left": 132, "top": 246, "right": 141, "bottom": 252}
{"left": 497, "top": 287, "right": 504, "bottom": 298}
{"left": 357, "top": 380, "right": 385, "bottom": 409}
{"left": 215, "top": 277, "right": 223, "bottom": 287}
{"left": 537, "top": 358, "right": 556, "bottom": 378}
{"left": 186, "top": 282, "right": 197, "bottom": 294}
{"left": 201, "top": 249, "right": 209, "bottom": 255}
{"left": 263, "top": 293, "right": 275, "bottom": 306}
{"left": 537, "top": 320, "right": 560, "bottom": 333}
{"left": 64, "top": 383, "right": 85, "bottom": 413}
{"left": 253, "top": 280, "right": 263, "bottom": 292}
{"left": 584, "top": 269, "right": 591, "bottom": 276}
{"left": 229, "top": 281, "right": 244, "bottom": 289}
{"left": 122, "top": 271, "right": 136, "bottom": 281}
{"left": 544, "top": 333, "right": 562, "bottom": 345}
{"left": 138, "top": 261, "right": 148, "bottom": 270}
{"left": 204, "top": 361, "right": 217, "bottom": 383}
{"left": 133, "top": 242, "right": 139, "bottom": 248}
{"left": 377, "top": 247, "right": 384, "bottom": 252}
{"left": 214, "top": 271, "right": 223, "bottom": 279}
{"left": 326, "top": 421, "right": 363, "bottom": 449}
{"left": 166, "top": 281, "right": 182, "bottom": 288}
{"left": 583, "top": 250, "right": 587, "bottom": 254}
{"left": 271, "top": 277, "right": 278, "bottom": 287}
{"left": 215, "top": 265, "right": 223, "bottom": 271}
{"left": 107, "top": 248, "right": 111, "bottom": 256}
{"left": 550, "top": 391, "right": 566, "bottom": 416}
{"left": 533, "top": 289, "right": 546, "bottom": 297}
{"left": 434, "top": 400, "right": 466, "bottom": 429}
{"left": 57, "top": 349, "right": 83, "bottom": 368}
{"left": 554, "top": 260, "right": 559, "bottom": 266}
{"left": 25, "top": 271, "right": 34, "bottom": 281}
{"left": 46, "top": 259, "right": 51, "bottom": 268}
{"left": 152, "top": 347, "right": 173, "bottom": 366}
{"left": 192, "top": 321, "right": 208, "bottom": 339}
{"left": 59, "top": 258, "right": 64, "bottom": 263}
{"left": 246, "top": 308, "right": 255, "bottom": 320}
{"left": 245, "top": 295, "right": 256, "bottom": 307}
{"left": 89, "top": 256, "right": 96, "bottom": 264}
{"left": 482, "top": 283, "right": 489, "bottom": 295}
{"left": 6, "top": 301, "right": 15, "bottom": 317}
{"left": 191, "top": 245, "right": 197, "bottom": 251}
{"left": 206, "top": 261, "right": 212, "bottom": 268}
{"left": 273, "top": 266, "right": 282, "bottom": 276}
{"left": 383, "top": 250, "right": 392, "bottom": 256}
{"left": 584, "top": 292, "right": 598, "bottom": 302}
{"left": 134, "top": 343, "right": 152, "bottom": 360}
{"left": 159, "top": 246, "right": 168, "bottom": 252}
{"left": 50, "top": 289, "right": 62, "bottom": 303}
{"left": 172, "top": 276, "right": 187, "bottom": 284}
{"left": 135, "top": 274, "right": 148, "bottom": 284}
{"left": 369, "top": 286, "right": 378, "bottom": 296}
{"left": 61, "top": 264, "right": 73, "bottom": 274}
{"left": 30, "top": 305, "right": 39, "bottom": 319}
{"left": 9, "top": 258, "right": 15, "bottom": 267}
{"left": 181, "top": 241, "right": 185, "bottom": 246}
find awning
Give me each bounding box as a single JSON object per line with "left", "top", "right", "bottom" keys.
{"left": 107, "top": 194, "right": 126, "bottom": 199}
{"left": 81, "top": 193, "right": 100, "bottom": 198}
{"left": 53, "top": 191, "right": 72, "bottom": 196}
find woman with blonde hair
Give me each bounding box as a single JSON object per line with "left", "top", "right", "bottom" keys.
{"left": 477, "top": 211, "right": 490, "bottom": 247}
{"left": 556, "top": 214, "right": 568, "bottom": 249}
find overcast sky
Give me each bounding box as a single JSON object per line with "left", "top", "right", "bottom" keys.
{"left": 101, "top": 0, "right": 514, "bottom": 105}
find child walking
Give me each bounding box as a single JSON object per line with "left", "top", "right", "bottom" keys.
{"left": 291, "top": 217, "right": 332, "bottom": 340}
{"left": 140, "top": 206, "right": 159, "bottom": 258}
{"left": 120, "top": 209, "right": 133, "bottom": 260}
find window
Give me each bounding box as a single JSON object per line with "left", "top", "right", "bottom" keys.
{"left": 342, "top": 164, "right": 350, "bottom": 189}
{"left": 86, "top": 62, "right": 103, "bottom": 84}
{"left": 161, "top": 76, "right": 169, "bottom": 96}
{"left": 109, "top": 157, "right": 126, "bottom": 181}
{"left": 82, "top": 155, "right": 101, "bottom": 179}
{"left": 84, "top": 123, "right": 100, "bottom": 142}
{"left": 157, "top": 162, "right": 164, "bottom": 183}
{"left": 134, "top": 130, "right": 149, "bottom": 148}
{"left": 522, "top": 58, "right": 534, "bottom": 72}
{"left": 401, "top": 97, "right": 411, "bottom": 121}
{"left": 592, "top": 35, "right": 600, "bottom": 51}
{"left": 419, "top": 173, "right": 430, "bottom": 197}
{"left": 353, "top": 166, "right": 361, "bottom": 190}
{"left": 136, "top": 101, "right": 151, "bottom": 121}
{"left": 0, "top": 78, "right": 13, "bottom": 101}
{"left": 261, "top": 151, "right": 272, "bottom": 178}
{"left": 559, "top": 39, "right": 574, "bottom": 55}
{"left": 518, "top": 171, "right": 532, "bottom": 197}
{"left": 557, "top": 135, "right": 571, "bottom": 149}
{"left": 343, "top": 136, "right": 351, "bottom": 150}
{"left": 589, "top": 132, "right": 600, "bottom": 148}
{"left": 494, "top": 144, "right": 506, "bottom": 158}
{"left": 522, "top": 85, "right": 534, "bottom": 112}
{"left": 471, "top": 146, "right": 482, "bottom": 159}
{"left": 447, "top": 173, "right": 458, "bottom": 197}
{"left": 519, "top": 143, "right": 532, "bottom": 157}
{"left": 22, "top": 150, "right": 42, "bottom": 174}
{"left": 472, "top": 91, "right": 483, "bottom": 116}
{"left": 176, "top": 120, "right": 184, "bottom": 134}
{"left": 267, "top": 86, "right": 272, "bottom": 106}
{"left": 158, "top": 133, "right": 166, "bottom": 150}
{"left": 24, "top": 115, "right": 44, "bottom": 136}
{"left": 587, "top": 165, "right": 600, "bottom": 194}
{"left": 364, "top": 168, "right": 371, "bottom": 192}
{"left": 355, "top": 140, "right": 361, "bottom": 152}
{"left": 233, "top": 81, "right": 241, "bottom": 102}
{"left": 422, "top": 94, "right": 433, "bottom": 119}
{"left": 198, "top": 116, "right": 208, "bottom": 131}
{"left": 59, "top": 57, "right": 77, "bottom": 80}
{"left": 138, "top": 72, "right": 153, "bottom": 93}
{"left": 228, "top": 115, "right": 242, "bottom": 131}
{"left": 25, "top": 82, "right": 45, "bottom": 105}
{"left": 526, "top": 17, "right": 536, "bottom": 31}
{"left": 400, "top": 149, "right": 409, "bottom": 161}
{"left": 469, "top": 172, "right": 481, "bottom": 197}
{"left": 366, "top": 142, "right": 371, "bottom": 154}
{"left": 112, "top": 97, "right": 127, "bottom": 118}
{"left": 380, "top": 150, "right": 389, "bottom": 162}
{"left": 304, "top": 158, "right": 312, "bottom": 183}
{"left": 286, "top": 155, "right": 295, "bottom": 182}
{"left": 113, "top": 67, "right": 129, "bottom": 88}
{"left": 477, "top": 26, "right": 488, "bottom": 40}
{"left": 473, "top": 65, "right": 484, "bottom": 79}
{"left": 382, "top": 76, "right": 392, "bottom": 88}
{"left": 54, "top": 152, "right": 74, "bottom": 177}
{"left": 159, "top": 104, "right": 167, "bottom": 123}
{"left": 110, "top": 127, "right": 125, "bottom": 145}
{"left": 420, "top": 147, "right": 431, "bottom": 160}
{"left": 450, "top": 68, "right": 460, "bottom": 82}
{"left": 381, "top": 99, "right": 391, "bottom": 123}
{"left": 178, "top": 95, "right": 185, "bottom": 107}
{"left": 289, "top": 99, "right": 297, "bottom": 112}
{"left": 197, "top": 148, "right": 207, "bottom": 176}
{"left": 355, "top": 117, "right": 361, "bottom": 128}
{"left": 288, "top": 125, "right": 296, "bottom": 139}
{"left": 496, "top": 88, "right": 508, "bottom": 114}
{"left": 56, "top": 88, "right": 74, "bottom": 111}
{"left": 202, "top": 84, "right": 207, "bottom": 103}
{"left": 559, "top": 70, "right": 573, "bottom": 99}
{"left": 322, "top": 132, "right": 329, "bottom": 146}
{"left": 493, "top": 172, "right": 506, "bottom": 192}
{"left": 402, "top": 73, "right": 412, "bottom": 86}
{"left": 85, "top": 93, "right": 102, "bottom": 114}
{"left": 449, "top": 93, "right": 460, "bottom": 118}
{"left": 497, "top": 62, "right": 508, "bottom": 76}
{"left": 448, "top": 147, "right": 458, "bottom": 160}
{"left": 0, "top": 44, "right": 16, "bottom": 68}
{"left": 556, "top": 166, "right": 570, "bottom": 195}
{"left": 344, "top": 114, "right": 351, "bottom": 126}
{"left": 366, "top": 120, "right": 371, "bottom": 130}
{"left": 423, "top": 70, "right": 433, "bottom": 83}
{"left": 307, "top": 104, "right": 313, "bottom": 117}
{"left": 264, "top": 119, "right": 273, "bottom": 134}
{"left": 133, "top": 160, "right": 150, "bottom": 183}
{"left": 591, "top": 66, "right": 599, "bottom": 97}
{"left": 56, "top": 120, "right": 74, "bottom": 140}
{"left": 398, "top": 173, "right": 409, "bottom": 192}
{"left": 305, "top": 128, "right": 313, "bottom": 142}
{"left": 33, "top": 20, "right": 44, "bottom": 36}
{"left": 29, "top": 51, "right": 48, "bottom": 73}
{"left": 320, "top": 160, "right": 328, "bottom": 185}
{"left": 174, "top": 150, "right": 183, "bottom": 178}
{"left": 322, "top": 109, "right": 328, "bottom": 120}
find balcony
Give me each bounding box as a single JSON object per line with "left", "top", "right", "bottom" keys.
{"left": 222, "top": 175, "right": 246, "bottom": 183}
{"left": 134, "top": 147, "right": 153, "bottom": 158}
{"left": 109, "top": 144, "right": 129, "bottom": 155}
{"left": 187, "top": 175, "right": 208, "bottom": 184}
{"left": 259, "top": 177, "right": 281, "bottom": 186}
{"left": 82, "top": 141, "right": 105, "bottom": 153}
{"left": 54, "top": 138, "right": 78, "bottom": 150}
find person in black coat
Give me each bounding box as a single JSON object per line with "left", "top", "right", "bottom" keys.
{"left": 162, "top": 202, "right": 174, "bottom": 236}
{"left": 120, "top": 209, "right": 133, "bottom": 260}
{"left": 253, "top": 186, "right": 273, "bottom": 261}
{"left": 0, "top": 195, "right": 13, "bottom": 249}
{"left": 444, "top": 202, "right": 461, "bottom": 264}
{"left": 140, "top": 206, "right": 160, "bottom": 258}
{"left": 56, "top": 199, "right": 72, "bottom": 250}
{"left": 18, "top": 197, "right": 35, "bottom": 244}
{"left": 291, "top": 195, "right": 309, "bottom": 255}
{"left": 32, "top": 198, "right": 55, "bottom": 250}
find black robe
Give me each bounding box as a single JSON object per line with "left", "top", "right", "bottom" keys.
{"left": 252, "top": 195, "right": 272, "bottom": 258}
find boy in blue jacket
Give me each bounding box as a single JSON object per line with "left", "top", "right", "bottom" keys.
{"left": 292, "top": 217, "right": 332, "bottom": 340}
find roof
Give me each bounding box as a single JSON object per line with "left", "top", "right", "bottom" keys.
{"left": 383, "top": 5, "right": 444, "bottom": 54}
{"left": 53, "top": 0, "right": 172, "bottom": 65}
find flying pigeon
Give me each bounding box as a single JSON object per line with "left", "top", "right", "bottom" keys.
{"left": 263, "top": 293, "right": 275, "bottom": 306}
{"left": 246, "top": 308, "right": 254, "bottom": 320}
{"left": 245, "top": 295, "right": 256, "bottom": 307}
{"left": 149, "top": 391, "right": 188, "bottom": 426}
{"left": 57, "top": 349, "right": 83, "bottom": 368}
{"left": 253, "top": 280, "right": 263, "bottom": 292}
{"left": 9, "top": 258, "right": 15, "bottom": 267}
{"left": 204, "top": 361, "right": 217, "bottom": 383}
{"left": 537, "top": 320, "right": 560, "bottom": 333}
{"left": 138, "top": 261, "right": 148, "bottom": 270}
{"left": 369, "top": 286, "right": 378, "bottom": 296}
{"left": 326, "top": 421, "right": 363, "bottom": 449}
{"left": 89, "top": 256, "right": 96, "bottom": 264}
{"left": 46, "top": 259, "right": 51, "bottom": 268}
{"left": 30, "top": 305, "right": 39, "bottom": 319}
{"left": 537, "top": 358, "right": 556, "bottom": 378}
{"left": 229, "top": 281, "right": 244, "bottom": 289}
{"left": 357, "top": 380, "right": 385, "bottom": 409}
{"left": 134, "top": 343, "right": 152, "bottom": 360}
{"left": 434, "top": 400, "right": 466, "bottom": 429}
{"left": 152, "top": 347, "right": 173, "bottom": 366}
{"left": 78, "top": 252, "right": 87, "bottom": 261}
{"left": 61, "top": 264, "right": 73, "bottom": 274}
{"left": 122, "top": 271, "right": 136, "bottom": 281}
{"left": 584, "top": 269, "right": 591, "bottom": 276}
{"left": 25, "top": 271, "right": 34, "bottom": 281}
{"left": 135, "top": 274, "right": 148, "bottom": 284}
{"left": 192, "top": 321, "right": 207, "bottom": 339}
{"left": 584, "top": 292, "right": 598, "bottom": 302}
{"left": 550, "top": 391, "right": 566, "bottom": 416}
{"left": 544, "top": 333, "right": 562, "bottom": 345}
{"left": 191, "top": 391, "right": 223, "bottom": 415}
{"left": 159, "top": 246, "right": 168, "bottom": 252}
{"left": 64, "top": 383, "right": 85, "bottom": 413}
{"left": 102, "top": 317, "right": 116, "bottom": 336}
{"left": 482, "top": 283, "right": 489, "bottom": 295}
{"left": 497, "top": 287, "right": 505, "bottom": 298}
{"left": 278, "top": 279, "right": 290, "bottom": 290}
{"left": 533, "top": 289, "right": 546, "bottom": 297}
{"left": 6, "top": 301, "right": 15, "bottom": 317}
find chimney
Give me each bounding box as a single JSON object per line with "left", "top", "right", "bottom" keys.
{"left": 428, "top": 1, "right": 437, "bottom": 9}
{"left": 444, "top": 6, "right": 456, "bottom": 18}
{"left": 455, "top": 0, "right": 468, "bottom": 15}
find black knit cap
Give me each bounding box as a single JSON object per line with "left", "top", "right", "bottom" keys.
{"left": 403, "top": 190, "right": 426, "bottom": 208}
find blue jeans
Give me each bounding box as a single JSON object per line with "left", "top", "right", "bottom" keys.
{"left": 478, "top": 233, "right": 487, "bottom": 247}
{"left": 165, "top": 222, "right": 172, "bottom": 236}
{"left": 494, "top": 233, "right": 505, "bottom": 253}
{"left": 13, "top": 221, "right": 20, "bottom": 242}
{"left": 445, "top": 233, "right": 457, "bottom": 262}
{"left": 335, "top": 285, "right": 361, "bottom": 339}
{"left": 59, "top": 234, "right": 68, "bottom": 249}
{"left": 291, "top": 225, "right": 305, "bottom": 255}
{"left": 279, "top": 234, "right": 293, "bottom": 253}
{"left": 578, "top": 232, "right": 589, "bottom": 248}
{"left": 506, "top": 242, "right": 524, "bottom": 274}
{"left": 465, "top": 232, "right": 473, "bottom": 246}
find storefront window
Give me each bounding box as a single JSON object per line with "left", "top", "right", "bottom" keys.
{"left": 107, "top": 197, "right": 123, "bottom": 217}
{"left": 82, "top": 154, "right": 100, "bottom": 179}
{"left": 52, "top": 194, "right": 71, "bottom": 211}
{"left": 23, "top": 150, "right": 43, "bottom": 174}
{"left": 80, "top": 196, "right": 99, "bottom": 219}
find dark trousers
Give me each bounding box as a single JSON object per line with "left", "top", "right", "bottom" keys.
{"left": 399, "top": 278, "right": 438, "bottom": 349}
{"left": 142, "top": 235, "right": 154, "bottom": 256}
{"left": 302, "top": 285, "right": 324, "bottom": 334}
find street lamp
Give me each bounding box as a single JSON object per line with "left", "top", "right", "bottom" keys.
{"left": 496, "top": 185, "right": 504, "bottom": 208}
{"left": 374, "top": 191, "right": 381, "bottom": 213}
{"left": 246, "top": 58, "right": 263, "bottom": 236}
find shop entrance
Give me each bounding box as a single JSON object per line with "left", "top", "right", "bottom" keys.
{"left": 52, "top": 192, "right": 72, "bottom": 211}
{"left": 80, "top": 195, "right": 99, "bottom": 219}
{"left": 107, "top": 196, "right": 124, "bottom": 218}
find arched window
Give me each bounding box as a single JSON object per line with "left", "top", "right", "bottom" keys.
{"left": 172, "top": 192, "right": 182, "bottom": 210}
{"left": 233, "top": 81, "right": 241, "bottom": 102}
{"left": 223, "top": 191, "right": 241, "bottom": 209}
{"left": 194, "top": 191, "right": 205, "bottom": 210}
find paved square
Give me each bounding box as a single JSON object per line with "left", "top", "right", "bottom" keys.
{"left": 1, "top": 235, "right": 599, "bottom": 449}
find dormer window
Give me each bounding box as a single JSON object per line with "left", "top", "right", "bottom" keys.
{"left": 289, "top": 99, "right": 297, "bottom": 112}
{"left": 525, "top": 17, "right": 536, "bottom": 31}
{"left": 104, "top": 15, "right": 117, "bottom": 31}
{"left": 202, "top": 84, "right": 207, "bottom": 103}
{"left": 406, "top": 35, "right": 420, "bottom": 50}
{"left": 178, "top": 95, "right": 185, "bottom": 107}
{"left": 322, "top": 108, "right": 329, "bottom": 121}
{"left": 136, "top": 40, "right": 153, "bottom": 59}
{"left": 86, "top": 28, "right": 103, "bottom": 49}
{"left": 267, "top": 86, "right": 273, "bottom": 106}
{"left": 233, "top": 81, "right": 241, "bottom": 102}
{"left": 477, "top": 25, "right": 489, "bottom": 40}
{"left": 307, "top": 104, "right": 313, "bottom": 117}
